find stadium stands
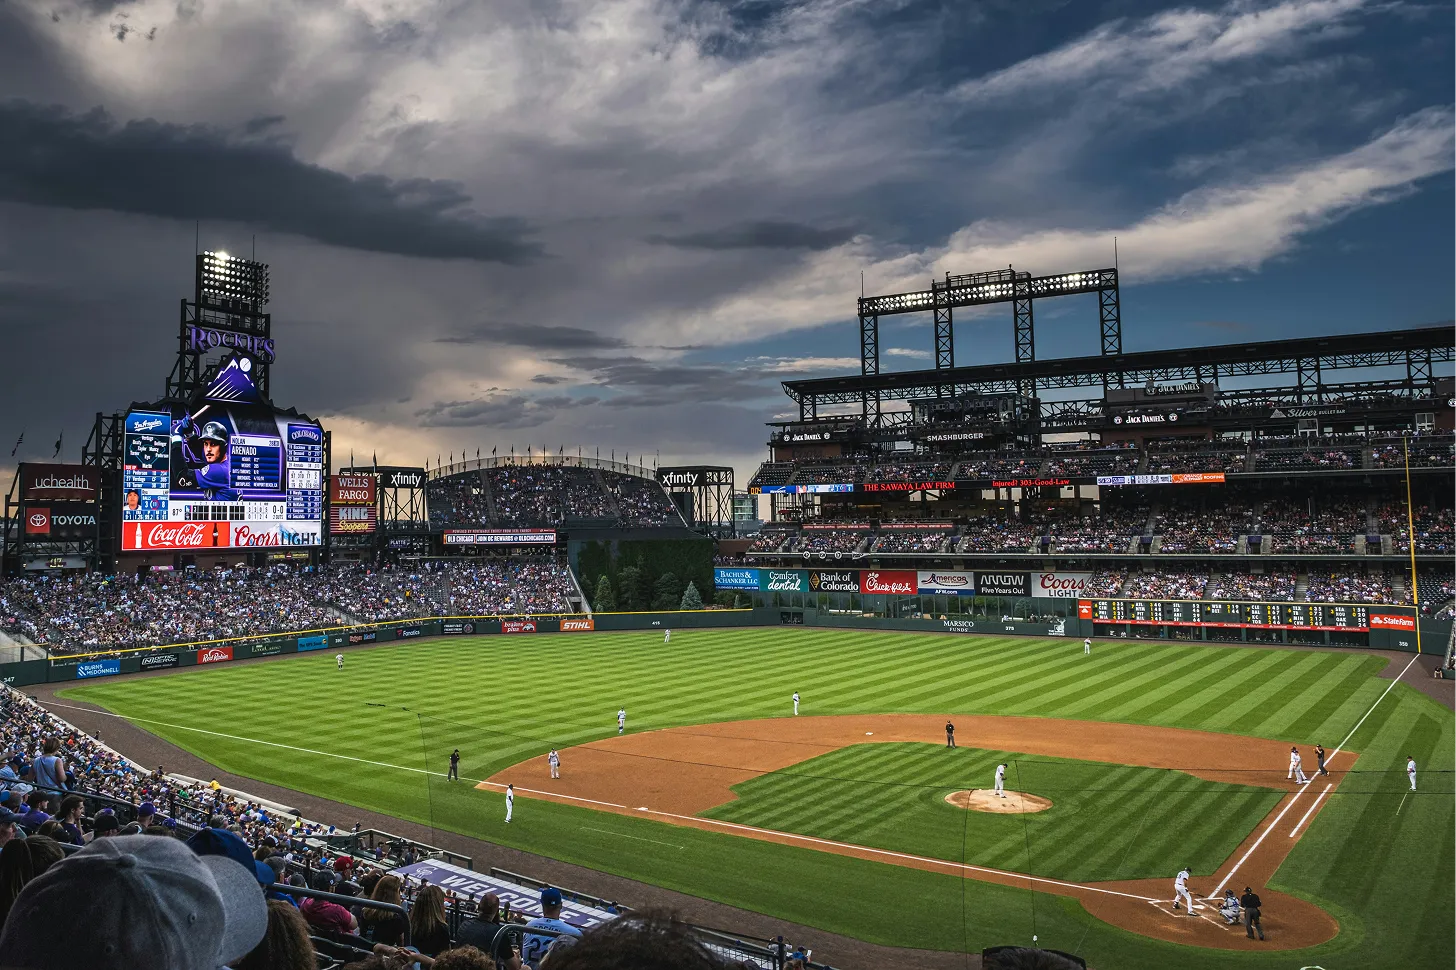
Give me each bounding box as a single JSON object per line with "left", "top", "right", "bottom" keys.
{"left": 426, "top": 463, "right": 685, "bottom": 531}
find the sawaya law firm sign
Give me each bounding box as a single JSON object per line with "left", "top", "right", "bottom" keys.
{"left": 713, "top": 567, "right": 760, "bottom": 590}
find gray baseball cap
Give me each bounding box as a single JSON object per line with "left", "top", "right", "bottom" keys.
{"left": 0, "top": 833, "right": 266, "bottom": 969}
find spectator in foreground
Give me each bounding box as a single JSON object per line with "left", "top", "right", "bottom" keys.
{"left": 523, "top": 887, "right": 583, "bottom": 968}
{"left": 544, "top": 913, "right": 725, "bottom": 970}
{"left": 409, "top": 883, "right": 454, "bottom": 956}
{"left": 301, "top": 868, "right": 360, "bottom": 936}
{"left": 0, "top": 805, "right": 19, "bottom": 849}
{"left": 0, "top": 834, "right": 64, "bottom": 924}
{"left": 0, "top": 833, "right": 266, "bottom": 969}
{"left": 235, "top": 898, "right": 320, "bottom": 970}
{"left": 360, "top": 873, "right": 408, "bottom": 945}
{"left": 455, "top": 891, "right": 507, "bottom": 951}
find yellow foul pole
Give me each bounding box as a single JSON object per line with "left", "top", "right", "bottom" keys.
{"left": 1403, "top": 435, "right": 1422, "bottom": 655}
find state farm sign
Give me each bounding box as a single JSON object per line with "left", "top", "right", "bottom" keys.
{"left": 859, "top": 570, "right": 916, "bottom": 595}
{"left": 195, "top": 646, "right": 234, "bottom": 665}
{"left": 1369, "top": 613, "right": 1416, "bottom": 630}
{"left": 1032, "top": 571, "right": 1094, "bottom": 599}
{"left": 125, "top": 521, "right": 230, "bottom": 550}
{"left": 561, "top": 618, "right": 595, "bottom": 632}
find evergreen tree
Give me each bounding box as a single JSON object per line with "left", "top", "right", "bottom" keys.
{"left": 593, "top": 574, "right": 616, "bottom": 611}
{"left": 616, "top": 565, "right": 640, "bottom": 610}
{"left": 651, "top": 571, "right": 681, "bottom": 610}
{"left": 680, "top": 581, "right": 703, "bottom": 610}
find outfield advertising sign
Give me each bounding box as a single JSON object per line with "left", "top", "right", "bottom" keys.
{"left": 1032, "top": 571, "right": 1094, "bottom": 598}
{"left": 713, "top": 567, "right": 761, "bottom": 590}
{"left": 561, "top": 618, "right": 595, "bottom": 631}
{"left": 196, "top": 647, "right": 234, "bottom": 665}
{"left": 859, "top": 570, "right": 917, "bottom": 595}
{"left": 395, "top": 626, "right": 423, "bottom": 639}
{"left": 442, "top": 621, "right": 476, "bottom": 634}
{"left": 502, "top": 620, "right": 537, "bottom": 634}
{"left": 76, "top": 659, "right": 121, "bottom": 679}
{"left": 140, "top": 653, "right": 180, "bottom": 671}
{"left": 296, "top": 635, "right": 330, "bottom": 652}
{"left": 917, "top": 571, "right": 975, "bottom": 595}
{"left": 348, "top": 631, "right": 378, "bottom": 644}
{"left": 763, "top": 569, "right": 807, "bottom": 593}
{"left": 808, "top": 570, "right": 858, "bottom": 593}
{"left": 974, "top": 572, "right": 1031, "bottom": 597}
{"left": 251, "top": 642, "right": 284, "bottom": 657}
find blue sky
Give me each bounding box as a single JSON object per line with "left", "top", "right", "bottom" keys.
{"left": 0, "top": 0, "right": 1450, "bottom": 480}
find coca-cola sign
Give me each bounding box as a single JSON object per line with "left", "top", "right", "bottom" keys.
{"left": 125, "top": 521, "right": 229, "bottom": 550}
{"left": 196, "top": 646, "right": 234, "bottom": 665}
{"left": 859, "top": 570, "right": 917, "bottom": 595}
{"left": 1032, "top": 571, "right": 1094, "bottom": 599}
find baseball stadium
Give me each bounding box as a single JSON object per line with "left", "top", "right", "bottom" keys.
{"left": 0, "top": 243, "right": 1450, "bottom": 970}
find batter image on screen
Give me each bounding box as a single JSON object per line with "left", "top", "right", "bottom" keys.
{"left": 170, "top": 414, "right": 239, "bottom": 500}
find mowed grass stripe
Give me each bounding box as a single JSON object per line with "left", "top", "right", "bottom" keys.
{"left": 1101, "top": 648, "right": 1253, "bottom": 723}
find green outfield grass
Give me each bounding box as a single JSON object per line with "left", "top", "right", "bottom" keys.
{"left": 703, "top": 743, "right": 1284, "bottom": 881}
{"left": 62, "top": 629, "right": 1454, "bottom": 970}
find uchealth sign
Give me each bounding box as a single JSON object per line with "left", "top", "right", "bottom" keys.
{"left": 860, "top": 570, "right": 917, "bottom": 595}
{"left": 918, "top": 571, "right": 974, "bottom": 595}
{"left": 974, "top": 572, "right": 1030, "bottom": 597}
{"left": 1032, "top": 571, "right": 1094, "bottom": 598}
{"left": 22, "top": 463, "right": 98, "bottom": 502}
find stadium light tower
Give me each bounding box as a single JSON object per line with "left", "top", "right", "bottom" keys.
{"left": 167, "top": 251, "right": 274, "bottom": 400}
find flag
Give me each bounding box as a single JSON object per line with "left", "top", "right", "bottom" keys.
{"left": 476, "top": 448, "right": 480, "bottom": 459}
{"left": 8, "top": 431, "right": 21, "bottom": 457}
{"left": 52, "top": 431, "right": 63, "bottom": 458}
{"left": 350, "top": 450, "right": 355, "bottom": 469}
{"left": 372, "top": 451, "right": 377, "bottom": 471}
{"left": 492, "top": 446, "right": 496, "bottom": 456}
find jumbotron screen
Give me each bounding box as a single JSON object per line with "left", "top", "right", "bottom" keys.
{"left": 121, "top": 357, "right": 323, "bottom": 551}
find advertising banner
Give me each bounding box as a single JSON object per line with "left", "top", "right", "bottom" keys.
{"left": 76, "top": 659, "right": 121, "bottom": 679}
{"left": 330, "top": 475, "right": 377, "bottom": 505}
{"left": 390, "top": 860, "right": 616, "bottom": 930}
{"left": 24, "top": 509, "right": 49, "bottom": 535}
{"left": 251, "top": 642, "right": 284, "bottom": 657}
{"left": 329, "top": 505, "right": 378, "bottom": 535}
{"left": 395, "top": 626, "right": 423, "bottom": 639}
{"left": 24, "top": 504, "right": 99, "bottom": 540}
{"left": 444, "top": 530, "right": 557, "bottom": 545}
{"left": 381, "top": 469, "right": 427, "bottom": 489}
{"left": 1031, "top": 571, "right": 1094, "bottom": 598}
{"left": 656, "top": 468, "right": 703, "bottom": 488}
{"left": 1097, "top": 473, "right": 1226, "bottom": 486}
{"left": 859, "top": 570, "right": 917, "bottom": 595}
{"left": 762, "top": 569, "right": 807, "bottom": 593}
{"left": 917, "top": 571, "right": 975, "bottom": 595}
{"left": 22, "top": 463, "right": 98, "bottom": 502}
{"left": 808, "top": 570, "right": 859, "bottom": 593}
{"left": 196, "top": 646, "right": 234, "bottom": 665}
{"left": 561, "top": 618, "right": 595, "bottom": 632}
{"left": 1370, "top": 613, "right": 1416, "bottom": 630}
{"left": 974, "top": 571, "right": 1031, "bottom": 597}
{"left": 713, "top": 567, "right": 760, "bottom": 590}
{"left": 502, "top": 620, "right": 538, "bottom": 634}
{"left": 140, "top": 653, "right": 180, "bottom": 671}
{"left": 348, "top": 631, "right": 379, "bottom": 645}
{"left": 296, "top": 635, "right": 330, "bottom": 652}
{"left": 442, "top": 621, "right": 476, "bottom": 635}
{"left": 862, "top": 481, "right": 956, "bottom": 493}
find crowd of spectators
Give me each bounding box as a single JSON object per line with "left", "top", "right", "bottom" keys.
{"left": 794, "top": 529, "right": 869, "bottom": 554}
{"left": 603, "top": 472, "right": 685, "bottom": 528}
{"left": 746, "top": 531, "right": 792, "bottom": 553}
{"left": 0, "top": 560, "right": 580, "bottom": 653}
{"left": 865, "top": 462, "right": 953, "bottom": 483}
{"left": 1154, "top": 502, "right": 1244, "bottom": 554}
{"left": 871, "top": 530, "right": 951, "bottom": 553}
{"left": 1304, "top": 569, "right": 1396, "bottom": 604}
{"left": 1381, "top": 504, "right": 1454, "bottom": 555}
{"left": 1120, "top": 570, "right": 1210, "bottom": 600}
{"left": 1259, "top": 498, "right": 1366, "bottom": 554}
{"left": 1254, "top": 448, "right": 1357, "bottom": 470}
{"left": 1042, "top": 449, "right": 1139, "bottom": 477}
{"left": 792, "top": 465, "right": 865, "bottom": 485}
{"left": 954, "top": 516, "right": 1039, "bottom": 553}
{"left": 1049, "top": 505, "right": 1149, "bottom": 553}
{"left": 956, "top": 452, "right": 1041, "bottom": 478}
{"left": 1205, "top": 572, "right": 1298, "bottom": 601}
{"left": 1144, "top": 441, "right": 1248, "bottom": 474}
{"left": 427, "top": 475, "right": 492, "bottom": 529}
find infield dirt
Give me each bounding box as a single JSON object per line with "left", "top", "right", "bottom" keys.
{"left": 486, "top": 714, "right": 1346, "bottom": 951}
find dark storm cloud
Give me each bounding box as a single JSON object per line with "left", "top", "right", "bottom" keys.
{"left": 546, "top": 355, "right": 779, "bottom": 409}
{"left": 416, "top": 393, "right": 600, "bottom": 429}
{"left": 0, "top": 101, "right": 543, "bottom": 264}
{"left": 435, "top": 321, "right": 626, "bottom": 350}
{"left": 531, "top": 375, "right": 569, "bottom": 385}
{"left": 647, "top": 220, "right": 856, "bottom": 251}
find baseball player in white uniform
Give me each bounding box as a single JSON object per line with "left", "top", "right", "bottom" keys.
{"left": 336, "top": 654, "right": 344, "bottom": 669}
{"left": 792, "top": 691, "right": 800, "bottom": 715}
{"left": 1172, "top": 866, "right": 1196, "bottom": 914}
{"left": 994, "top": 763, "right": 1007, "bottom": 798}
{"left": 617, "top": 708, "right": 627, "bottom": 734}
{"left": 663, "top": 629, "right": 671, "bottom": 643}
{"left": 1083, "top": 638, "right": 1091, "bottom": 655}
{"left": 548, "top": 750, "right": 560, "bottom": 779}
{"left": 505, "top": 784, "right": 514, "bottom": 823}
{"left": 1407, "top": 756, "right": 1417, "bottom": 791}
{"left": 1288, "top": 746, "right": 1308, "bottom": 784}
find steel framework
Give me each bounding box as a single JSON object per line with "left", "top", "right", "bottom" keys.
{"left": 856, "top": 267, "right": 1120, "bottom": 422}
{"left": 167, "top": 253, "right": 273, "bottom": 400}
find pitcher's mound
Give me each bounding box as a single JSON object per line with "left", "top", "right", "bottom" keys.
{"left": 945, "top": 789, "right": 1052, "bottom": 813}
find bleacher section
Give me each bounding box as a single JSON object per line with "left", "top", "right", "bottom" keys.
{"left": 426, "top": 463, "right": 687, "bottom": 531}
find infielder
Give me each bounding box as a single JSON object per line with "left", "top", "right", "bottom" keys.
{"left": 1084, "top": 637, "right": 1091, "bottom": 655}
{"left": 617, "top": 708, "right": 627, "bottom": 734}
{"left": 548, "top": 749, "right": 560, "bottom": 779}
{"left": 792, "top": 691, "right": 800, "bottom": 715}
{"left": 1172, "top": 866, "right": 1196, "bottom": 914}
{"left": 1288, "top": 746, "right": 1308, "bottom": 784}
{"left": 1407, "top": 756, "right": 1417, "bottom": 791}
{"left": 336, "top": 654, "right": 344, "bottom": 670}
{"left": 993, "top": 763, "right": 1007, "bottom": 797}
{"left": 664, "top": 629, "right": 671, "bottom": 644}
{"left": 505, "top": 784, "right": 514, "bottom": 823}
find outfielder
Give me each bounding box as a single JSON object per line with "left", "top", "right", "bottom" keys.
{"left": 336, "top": 654, "right": 344, "bottom": 670}
{"left": 1288, "top": 746, "right": 1308, "bottom": 784}
{"left": 1083, "top": 637, "right": 1091, "bottom": 655}
{"left": 505, "top": 784, "right": 514, "bottom": 823}
{"left": 664, "top": 629, "right": 671, "bottom": 644}
{"left": 993, "top": 763, "right": 1007, "bottom": 797}
{"left": 792, "top": 691, "right": 800, "bottom": 715}
{"left": 548, "top": 749, "right": 560, "bottom": 779}
{"left": 617, "top": 708, "right": 627, "bottom": 734}
{"left": 1172, "top": 866, "right": 1196, "bottom": 914}
{"left": 1407, "top": 756, "right": 1417, "bottom": 791}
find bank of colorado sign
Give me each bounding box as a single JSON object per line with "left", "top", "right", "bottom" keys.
{"left": 808, "top": 570, "right": 858, "bottom": 593}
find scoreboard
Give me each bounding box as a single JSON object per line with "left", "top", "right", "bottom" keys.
{"left": 1078, "top": 599, "right": 1371, "bottom": 631}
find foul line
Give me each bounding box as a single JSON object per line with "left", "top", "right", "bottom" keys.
{"left": 1290, "top": 785, "right": 1332, "bottom": 838}
{"left": 581, "top": 827, "right": 684, "bottom": 849}
{"left": 1211, "top": 654, "right": 1419, "bottom": 897}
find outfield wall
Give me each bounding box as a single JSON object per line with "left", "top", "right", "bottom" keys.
{"left": 0, "top": 608, "right": 775, "bottom": 688}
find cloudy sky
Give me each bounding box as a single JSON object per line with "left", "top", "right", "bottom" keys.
{"left": 0, "top": 0, "right": 1451, "bottom": 484}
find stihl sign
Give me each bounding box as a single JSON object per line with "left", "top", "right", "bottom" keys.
{"left": 560, "top": 618, "right": 595, "bottom": 632}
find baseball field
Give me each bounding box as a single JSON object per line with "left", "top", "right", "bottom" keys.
{"left": 61, "top": 628, "right": 1453, "bottom": 969}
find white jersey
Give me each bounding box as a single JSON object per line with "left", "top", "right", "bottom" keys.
{"left": 1290, "top": 751, "right": 1302, "bottom": 767}
{"left": 995, "top": 766, "right": 1006, "bottom": 783}
{"left": 548, "top": 751, "right": 560, "bottom": 766}
{"left": 1175, "top": 869, "right": 1190, "bottom": 890}
{"left": 618, "top": 709, "right": 626, "bottom": 724}
{"left": 336, "top": 654, "right": 343, "bottom": 663}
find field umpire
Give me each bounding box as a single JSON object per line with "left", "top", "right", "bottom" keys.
{"left": 1240, "top": 886, "right": 1264, "bottom": 940}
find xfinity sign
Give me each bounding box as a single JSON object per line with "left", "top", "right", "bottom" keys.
{"left": 657, "top": 469, "right": 703, "bottom": 488}
{"left": 385, "top": 470, "right": 426, "bottom": 489}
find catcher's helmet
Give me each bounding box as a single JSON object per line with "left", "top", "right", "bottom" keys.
{"left": 199, "top": 421, "right": 230, "bottom": 444}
